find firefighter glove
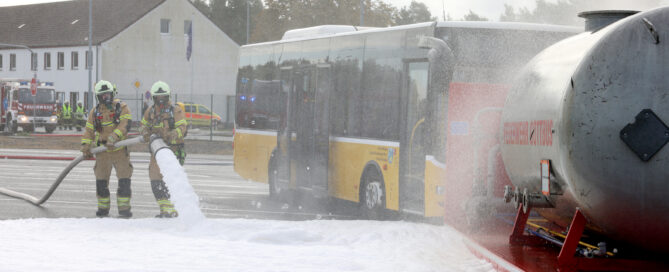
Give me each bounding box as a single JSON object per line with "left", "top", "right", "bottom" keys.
{"left": 106, "top": 135, "right": 117, "bottom": 150}
{"left": 139, "top": 126, "right": 150, "bottom": 142}
{"left": 167, "top": 130, "right": 179, "bottom": 144}
{"left": 80, "top": 144, "right": 93, "bottom": 159}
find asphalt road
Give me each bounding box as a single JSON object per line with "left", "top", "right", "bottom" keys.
{"left": 0, "top": 149, "right": 356, "bottom": 220}
{"left": 7, "top": 125, "right": 233, "bottom": 142}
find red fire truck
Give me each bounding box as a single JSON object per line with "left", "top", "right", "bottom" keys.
{"left": 0, "top": 79, "right": 58, "bottom": 133}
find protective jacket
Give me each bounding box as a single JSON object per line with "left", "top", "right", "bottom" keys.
{"left": 62, "top": 104, "right": 72, "bottom": 119}
{"left": 76, "top": 105, "right": 85, "bottom": 115}
{"left": 81, "top": 99, "right": 132, "bottom": 151}
{"left": 141, "top": 103, "right": 187, "bottom": 145}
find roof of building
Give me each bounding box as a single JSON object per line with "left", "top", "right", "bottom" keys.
{"left": 0, "top": 0, "right": 165, "bottom": 49}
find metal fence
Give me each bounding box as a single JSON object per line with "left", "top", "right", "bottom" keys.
{"left": 115, "top": 93, "right": 235, "bottom": 141}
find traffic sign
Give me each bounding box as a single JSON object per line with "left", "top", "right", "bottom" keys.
{"left": 30, "top": 78, "right": 36, "bottom": 96}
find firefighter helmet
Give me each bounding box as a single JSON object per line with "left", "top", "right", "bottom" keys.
{"left": 94, "top": 80, "right": 115, "bottom": 95}
{"left": 150, "top": 81, "right": 170, "bottom": 97}
{"left": 94, "top": 80, "right": 116, "bottom": 105}
{"left": 150, "top": 81, "right": 171, "bottom": 106}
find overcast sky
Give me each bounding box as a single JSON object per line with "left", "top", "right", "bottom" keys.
{"left": 2, "top": 0, "right": 668, "bottom": 21}
{"left": 387, "top": 0, "right": 669, "bottom": 21}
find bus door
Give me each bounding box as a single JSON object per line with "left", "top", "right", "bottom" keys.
{"left": 275, "top": 67, "right": 294, "bottom": 189}
{"left": 311, "top": 65, "right": 331, "bottom": 192}
{"left": 291, "top": 65, "right": 330, "bottom": 195}
{"left": 400, "top": 61, "right": 430, "bottom": 214}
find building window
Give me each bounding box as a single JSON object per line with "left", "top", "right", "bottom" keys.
{"left": 44, "top": 52, "right": 51, "bottom": 70}
{"left": 71, "top": 52, "right": 78, "bottom": 70}
{"left": 85, "top": 50, "right": 92, "bottom": 70}
{"left": 0, "top": 54, "right": 3, "bottom": 70}
{"left": 30, "top": 53, "right": 37, "bottom": 71}
{"left": 10, "top": 54, "right": 16, "bottom": 71}
{"left": 57, "top": 52, "right": 64, "bottom": 70}
{"left": 161, "top": 19, "right": 170, "bottom": 34}
{"left": 184, "top": 20, "right": 192, "bottom": 35}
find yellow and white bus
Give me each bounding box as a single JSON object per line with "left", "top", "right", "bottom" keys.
{"left": 233, "top": 22, "right": 577, "bottom": 219}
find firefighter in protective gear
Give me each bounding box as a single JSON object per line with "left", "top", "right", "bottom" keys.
{"left": 56, "top": 101, "right": 63, "bottom": 130}
{"left": 74, "top": 101, "right": 86, "bottom": 131}
{"left": 139, "top": 81, "right": 187, "bottom": 218}
{"left": 62, "top": 101, "right": 73, "bottom": 130}
{"left": 80, "top": 80, "right": 134, "bottom": 218}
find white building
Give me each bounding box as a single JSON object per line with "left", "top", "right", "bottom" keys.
{"left": 0, "top": 0, "right": 239, "bottom": 124}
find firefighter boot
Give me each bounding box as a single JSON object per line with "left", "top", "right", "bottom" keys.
{"left": 96, "top": 179, "right": 110, "bottom": 217}
{"left": 151, "top": 180, "right": 178, "bottom": 218}
{"left": 117, "top": 178, "right": 132, "bottom": 218}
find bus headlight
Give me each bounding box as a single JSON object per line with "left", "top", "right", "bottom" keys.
{"left": 18, "top": 115, "right": 29, "bottom": 123}
{"left": 436, "top": 186, "right": 444, "bottom": 195}
{"left": 50, "top": 116, "right": 57, "bottom": 122}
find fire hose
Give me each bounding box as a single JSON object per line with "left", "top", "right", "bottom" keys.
{"left": 0, "top": 136, "right": 146, "bottom": 205}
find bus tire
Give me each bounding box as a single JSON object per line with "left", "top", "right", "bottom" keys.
{"left": 5, "top": 115, "right": 16, "bottom": 133}
{"left": 45, "top": 125, "right": 56, "bottom": 133}
{"left": 268, "top": 154, "right": 283, "bottom": 201}
{"left": 359, "top": 166, "right": 385, "bottom": 220}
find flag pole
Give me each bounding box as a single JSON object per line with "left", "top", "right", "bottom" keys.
{"left": 189, "top": 19, "right": 193, "bottom": 128}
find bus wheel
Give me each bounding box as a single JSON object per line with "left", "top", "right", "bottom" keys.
{"left": 6, "top": 116, "right": 17, "bottom": 133}
{"left": 360, "top": 169, "right": 385, "bottom": 219}
{"left": 268, "top": 165, "right": 283, "bottom": 201}
{"left": 45, "top": 125, "right": 56, "bottom": 133}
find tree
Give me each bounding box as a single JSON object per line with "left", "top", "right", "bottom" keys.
{"left": 248, "top": 0, "right": 286, "bottom": 42}
{"left": 191, "top": 0, "right": 209, "bottom": 13}
{"left": 189, "top": 0, "right": 263, "bottom": 45}
{"left": 463, "top": 10, "right": 488, "bottom": 21}
{"left": 250, "top": 0, "right": 400, "bottom": 43}
{"left": 194, "top": 0, "right": 422, "bottom": 44}
{"left": 393, "top": 1, "right": 436, "bottom": 25}
{"left": 499, "top": 0, "right": 665, "bottom": 26}
{"left": 365, "top": 0, "right": 396, "bottom": 27}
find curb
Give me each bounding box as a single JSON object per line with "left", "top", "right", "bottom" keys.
{"left": 0, "top": 155, "right": 95, "bottom": 161}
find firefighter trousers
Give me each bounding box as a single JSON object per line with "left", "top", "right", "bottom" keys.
{"left": 94, "top": 148, "right": 134, "bottom": 212}
{"left": 148, "top": 145, "right": 184, "bottom": 215}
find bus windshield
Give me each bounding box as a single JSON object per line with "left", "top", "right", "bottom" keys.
{"left": 18, "top": 88, "right": 56, "bottom": 104}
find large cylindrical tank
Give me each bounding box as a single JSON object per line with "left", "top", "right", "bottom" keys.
{"left": 501, "top": 7, "right": 669, "bottom": 253}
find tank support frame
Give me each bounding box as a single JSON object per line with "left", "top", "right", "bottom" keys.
{"left": 509, "top": 204, "right": 668, "bottom": 271}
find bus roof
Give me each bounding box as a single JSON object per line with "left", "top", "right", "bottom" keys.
{"left": 436, "top": 21, "right": 582, "bottom": 33}
{"left": 242, "top": 21, "right": 581, "bottom": 49}
{"left": 244, "top": 22, "right": 434, "bottom": 47}
{"left": 281, "top": 25, "right": 358, "bottom": 40}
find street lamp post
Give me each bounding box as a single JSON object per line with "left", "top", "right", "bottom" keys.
{"left": 88, "top": 0, "right": 93, "bottom": 111}
{"left": 0, "top": 43, "right": 38, "bottom": 133}
{"left": 246, "top": 0, "right": 250, "bottom": 44}
{"left": 360, "top": 0, "right": 364, "bottom": 26}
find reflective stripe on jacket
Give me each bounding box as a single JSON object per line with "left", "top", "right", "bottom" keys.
{"left": 141, "top": 103, "right": 187, "bottom": 145}
{"left": 81, "top": 100, "right": 131, "bottom": 152}
{"left": 62, "top": 104, "right": 72, "bottom": 119}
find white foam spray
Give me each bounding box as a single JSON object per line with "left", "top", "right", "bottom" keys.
{"left": 155, "top": 149, "right": 205, "bottom": 224}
